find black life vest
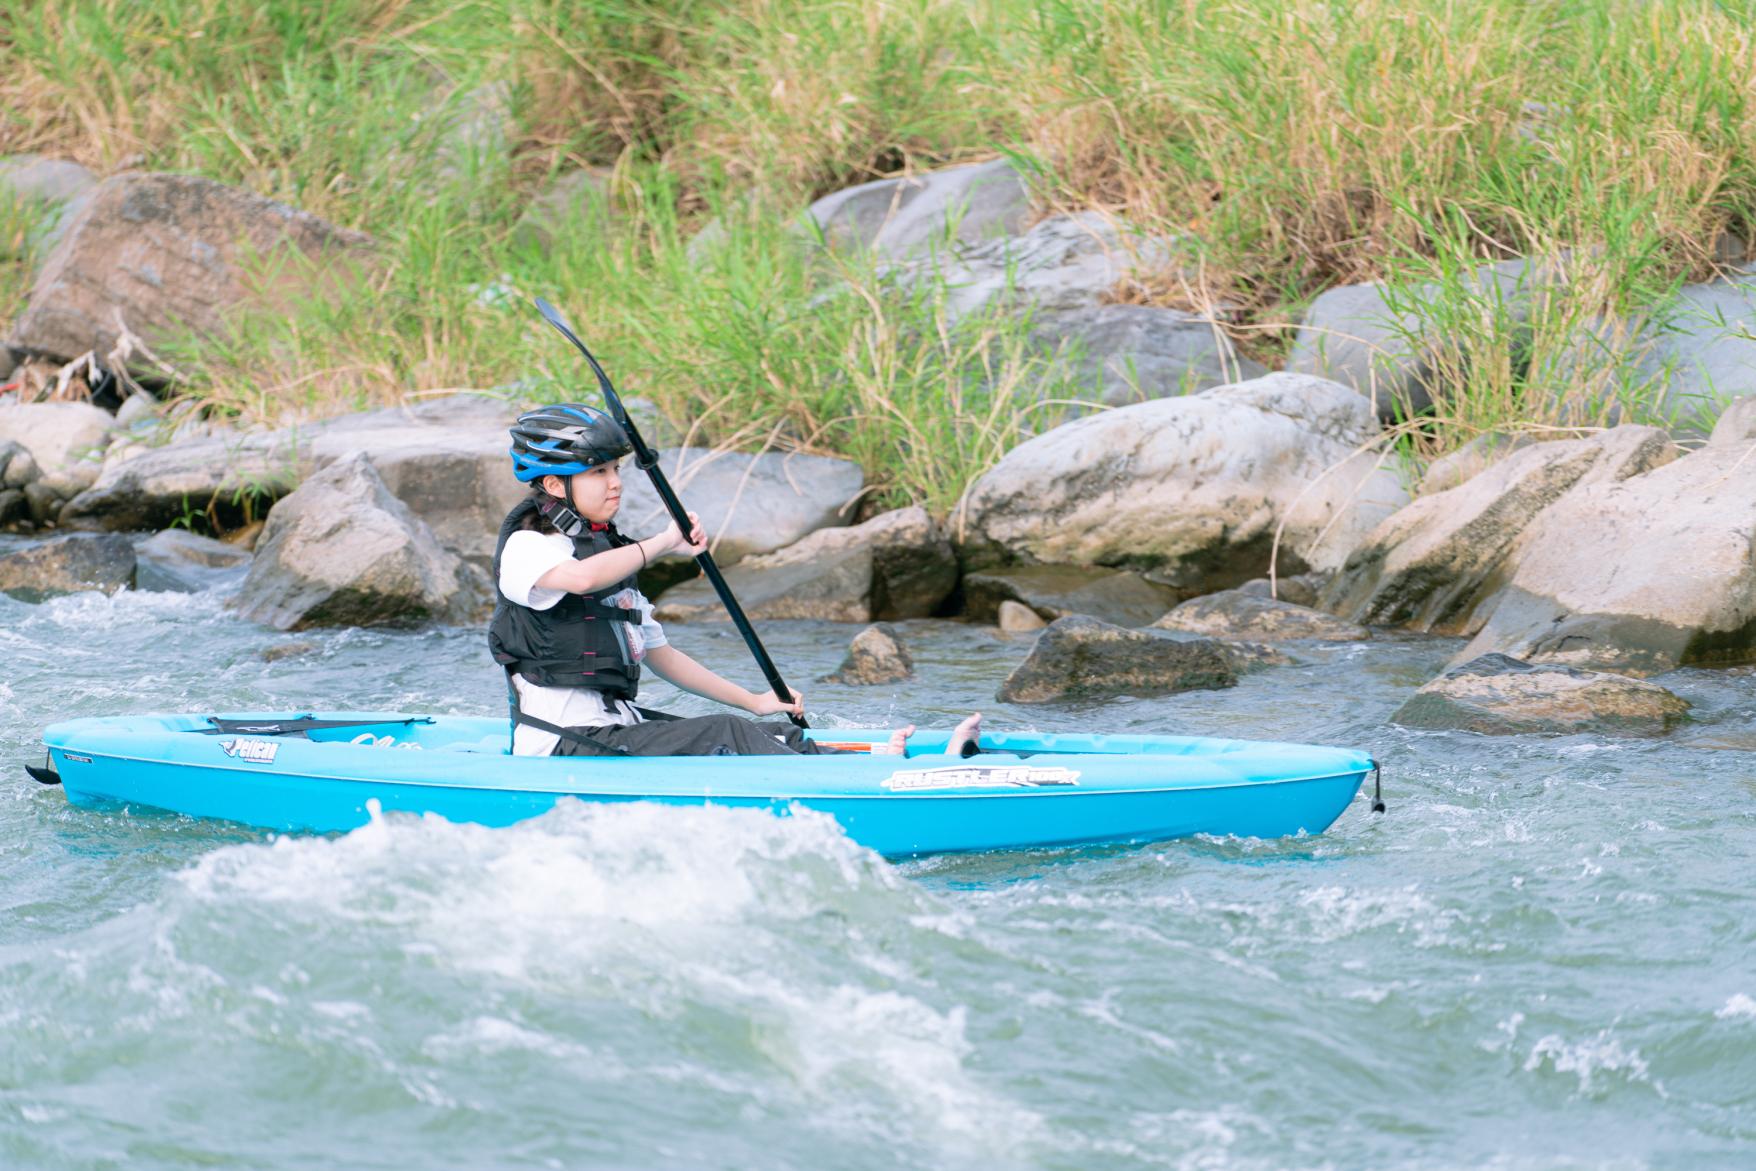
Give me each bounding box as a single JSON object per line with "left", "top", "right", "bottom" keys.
{"left": 487, "top": 495, "right": 642, "bottom": 700}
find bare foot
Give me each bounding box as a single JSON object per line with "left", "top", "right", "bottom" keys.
{"left": 945, "top": 712, "right": 982, "bottom": 757}
{"left": 876, "top": 724, "right": 916, "bottom": 755}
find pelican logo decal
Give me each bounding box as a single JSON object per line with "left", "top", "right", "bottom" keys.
{"left": 881, "top": 765, "right": 1081, "bottom": 792}
{"left": 218, "top": 738, "right": 279, "bottom": 764}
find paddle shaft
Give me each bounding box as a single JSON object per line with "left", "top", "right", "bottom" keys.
{"left": 531, "top": 299, "right": 807, "bottom": 729}
{"left": 630, "top": 451, "right": 806, "bottom": 728}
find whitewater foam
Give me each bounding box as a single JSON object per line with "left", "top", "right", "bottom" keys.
{"left": 1523, "top": 1029, "right": 1653, "bottom": 1097}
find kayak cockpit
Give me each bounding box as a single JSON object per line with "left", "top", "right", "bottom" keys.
{"left": 147, "top": 713, "right": 1275, "bottom": 762}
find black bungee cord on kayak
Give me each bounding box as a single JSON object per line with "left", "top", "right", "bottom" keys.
{"left": 530, "top": 297, "right": 808, "bottom": 730}
{"left": 197, "top": 715, "right": 437, "bottom": 738}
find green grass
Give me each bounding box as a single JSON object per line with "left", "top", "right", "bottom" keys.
{"left": 0, "top": 190, "right": 56, "bottom": 335}
{"left": 5, "top": 0, "right": 1756, "bottom": 504}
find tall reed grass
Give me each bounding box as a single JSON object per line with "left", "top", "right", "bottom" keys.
{"left": 4, "top": 0, "right": 1755, "bottom": 502}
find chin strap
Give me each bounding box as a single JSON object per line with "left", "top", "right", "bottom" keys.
{"left": 536, "top": 480, "right": 615, "bottom": 539}
{"left": 536, "top": 485, "right": 587, "bottom": 537}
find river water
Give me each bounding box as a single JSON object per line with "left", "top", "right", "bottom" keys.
{"left": 2, "top": 575, "right": 1754, "bottom": 1170}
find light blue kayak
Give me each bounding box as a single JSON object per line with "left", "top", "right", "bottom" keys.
{"left": 36, "top": 713, "right": 1378, "bottom": 857}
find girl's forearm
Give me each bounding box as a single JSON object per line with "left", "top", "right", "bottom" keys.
{"left": 534, "top": 536, "right": 659, "bottom": 594}
{"left": 646, "top": 645, "right": 755, "bottom": 711}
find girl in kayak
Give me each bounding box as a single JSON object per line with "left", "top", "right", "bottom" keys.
{"left": 489, "top": 403, "right": 981, "bottom": 758}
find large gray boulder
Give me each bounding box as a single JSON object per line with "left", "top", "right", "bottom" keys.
{"left": 231, "top": 455, "right": 484, "bottom": 630}
{"left": 1392, "top": 654, "right": 1690, "bottom": 737}
{"left": 134, "top": 529, "right": 252, "bottom": 593}
{"left": 996, "top": 615, "right": 1278, "bottom": 704}
{"left": 1153, "top": 589, "right": 1369, "bottom": 642}
{"left": 1453, "top": 428, "right": 1756, "bottom": 675}
{"left": 962, "top": 564, "right": 1179, "bottom": 629}
{"left": 834, "top": 205, "right": 1177, "bottom": 330}
{"left": 61, "top": 428, "right": 301, "bottom": 532}
{"left": 0, "top": 533, "right": 135, "bottom": 599}
{"left": 1287, "top": 259, "right": 1546, "bottom": 421}
{"left": 512, "top": 168, "right": 612, "bottom": 251}
{"left": 1287, "top": 279, "right": 1422, "bottom": 419}
{"left": 429, "top": 82, "right": 513, "bottom": 188}
{"left": 0, "top": 489, "right": 26, "bottom": 527}
{"left": 23, "top": 480, "right": 61, "bottom": 524}
{"left": 617, "top": 447, "right": 864, "bottom": 565}
{"left": 654, "top": 505, "right": 954, "bottom": 623}
{"left": 0, "top": 156, "right": 97, "bottom": 208}
{"left": 1322, "top": 427, "right": 1677, "bottom": 635}
{"left": 301, "top": 394, "right": 522, "bottom": 569}
{"left": 1712, "top": 395, "right": 1756, "bottom": 446}
{"left": 808, "top": 158, "right": 1031, "bottom": 260}
{"left": 62, "top": 394, "right": 520, "bottom": 551}
{"left": 1236, "top": 572, "right": 1329, "bottom": 609}
{"left": 0, "top": 156, "right": 98, "bottom": 263}
{"left": 0, "top": 401, "right": 112, "bottom": 498}
{"left": 0, "top": 442, "right": 26, "bottom": 489}
{"left": 1032, "top": 303, "right": 1264, "bottom": 406}
{"left": 7, "top": 173, "right": 373, "bottom": 365}
{"left": 1636, "top": 269, "right": 1756, "bottom": 432}
{"left": 1417, "top": 432, "right": 1538, "bottom": 495}
{"left": 960, "top": 373, "right": 1406, "bottom": 596}
{"left": 925, "top": 211, "right": 1176, "bottom": 325}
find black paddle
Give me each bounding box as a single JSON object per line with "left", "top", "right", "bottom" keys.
{"left": 532, "top": 297, "right": 808, "bottom": 729}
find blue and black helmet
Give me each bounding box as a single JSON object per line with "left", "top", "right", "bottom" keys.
{"left": 509, "top": 403, "right": 632, "bottom": 482}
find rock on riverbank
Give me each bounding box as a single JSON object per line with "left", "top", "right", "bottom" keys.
{"left": 962, "top": 564, "right": 1179, "bottom": 629}
{"left": 0, "top": 532, "right": 135, "bottom": 599}
{"left": 1287, "top": 259, "right": 1550, "bottom": 422}
{"left": 231, "top": 455, "right": 484, "bottom": 630}
{"left": 996, "top": 615, "right": 1284, "bottom": 704}
{"left": 134, "top": 529, "right": 253, "bottom": 593}
{"left": 960, "top": 373, "right": 1407, "bottom": 597}
{"left": 654, "top": 506, "right": 955, "bottom": 622}
{"left": 821, "top": 623, "right": 915, "bottom": 686}
{"left": 6, "top": 173, "right": 373, "bottom": 367}
{"left": 1322, "top": 426, "right": 1677, "bottom": 635}
{"left": 618, "top": 447, "right": 864, "bottom": 567}
{"left": 1392, "top": 654, "right": 1690, "bottom": 736}
{"left": 1153, "top": 589, "right": 1369, "bottom": 642}
{"left": 1454, "top": 420, "right": 1756, "bottom": 675}
{"left": 0, "top": 401, "right": 115, "bottom": 520}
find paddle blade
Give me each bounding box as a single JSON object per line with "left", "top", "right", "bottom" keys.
{"left": 533, "top": 297, "right": 585, "bottom": 352}
{"left": 530, "top": 298, "right": 632, "bottom": 428}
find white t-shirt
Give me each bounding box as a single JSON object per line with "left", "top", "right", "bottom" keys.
{"left": 498, "top": 529, "right": 669, "bottom": 756}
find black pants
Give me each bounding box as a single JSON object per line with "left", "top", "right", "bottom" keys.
{"left": 552, "top": 713, "right": 844, "bottom": 757}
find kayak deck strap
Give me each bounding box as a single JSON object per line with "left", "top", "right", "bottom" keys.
{"left": 197, "top": 715, "right": 437, "bottom": 739}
